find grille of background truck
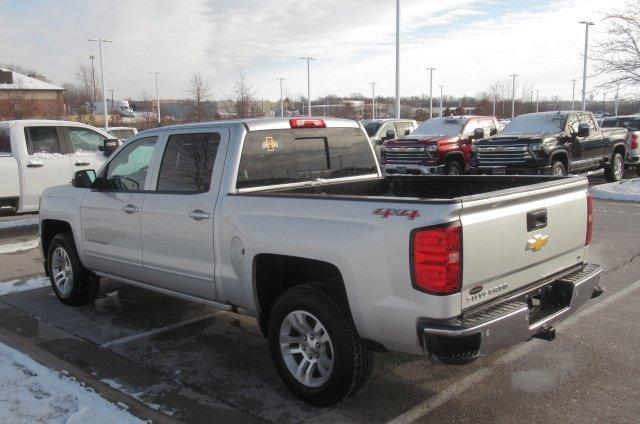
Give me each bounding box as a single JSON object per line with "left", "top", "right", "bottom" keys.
{"left": 476, "top": 144, "right": 531, "bottom": 165}
{"left": 385, "top": 147, "right": 430, "bottom": 163}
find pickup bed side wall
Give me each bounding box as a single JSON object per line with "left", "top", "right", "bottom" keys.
{"left": 217, "top": 194, "right": 462, "bottom": 354}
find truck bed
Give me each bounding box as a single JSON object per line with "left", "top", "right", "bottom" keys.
{"left": 250, "top": 175, "right": 581, "bottom": 203}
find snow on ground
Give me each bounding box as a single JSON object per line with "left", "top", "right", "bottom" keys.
{"left": 590, "top": 178, "right": 640, "bottom": 202}
{"left": 0, "top": 276, "right": 50, "bottom": 296}
{"left": 0, "top": 217, "right": 38, "bottom": 230}
{"left": 0, "top": 238, "right": 39, "bottom": 254}
{"left": 0, "top": 342, "right": 143, "bottom": 424}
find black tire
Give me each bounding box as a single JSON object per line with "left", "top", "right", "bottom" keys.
{"left": 549, "top": 160, "right": 566, "bottom": 176}
{"left": 47, "top": 232, "right": 100, "bottom": 305}
{"left": 604, "top": 152, "right": 624, "bottom": 182}
{"left": 445, "top": 160, "right": 463, "bottom": 175}
{"left": 267, "top": 282, "right": 373, "bottom": 407}
{"left": 636, "top": 164, "right": 640, "bottom": 178}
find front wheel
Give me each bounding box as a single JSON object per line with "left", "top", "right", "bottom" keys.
{"left": 445, "top": 160, "right": 463, "bottom": 175}
{"left": 550, "top": 160, "right": 567, "bottom": 176}
{"left": 267, "top": 282, "right": 373, "bottom": 407}
{"left": 604, "top": 152, "right": 624, "bottom": 182}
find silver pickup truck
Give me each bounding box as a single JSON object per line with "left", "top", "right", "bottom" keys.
{"left": 39, "top": 117, "right": 603, "bottom": 406}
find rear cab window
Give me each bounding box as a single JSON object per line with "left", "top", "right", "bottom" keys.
{"left": 0, "top": 128, "right": 10, "bottom": 155}
{"left": 236, "top": 126, "right": 377, "bottom": 189}
{"left": 24, "top": 127, "right": 63, "bottom": 155}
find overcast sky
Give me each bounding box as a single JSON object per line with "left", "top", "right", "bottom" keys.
{"left": 0, "top": 0, "right": 629, "bottom": 102}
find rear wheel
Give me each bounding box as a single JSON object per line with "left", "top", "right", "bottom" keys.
{"left": 604, "top": 152, "right": 624, "bottom": 182}
{"left": 445, "top": 160, "right": 463, "bottom": 175}
{"left": 267, "top": 282, "right": 373, "bottom": 406}
{"left": 47, "top": 233, "right": 100, "bottom": 305}
{"left": 550, "top": 160, "right": 566, "bottom": 176}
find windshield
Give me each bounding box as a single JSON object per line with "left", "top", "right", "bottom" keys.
{"left": 364, "top": 122, "right": 381, "bottom": 137}
{"left": 602, "top": 118, "right": 640, "bottom": 131}
{"left": 502, "top": 114, "right": 566, "bottom": 135}
{"left": 412, "top": 118, "right": 462, "bottom": 137}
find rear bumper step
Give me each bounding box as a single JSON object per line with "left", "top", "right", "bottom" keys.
{"left": 418, "top": 263, "right": 603, "bottom": 364}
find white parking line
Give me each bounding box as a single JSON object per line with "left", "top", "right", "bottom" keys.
{"left": 387, "top": 278, "right": 640, "bottom": 424}
{"left": 101, "top": 313, "right": 218, "bottom": 348}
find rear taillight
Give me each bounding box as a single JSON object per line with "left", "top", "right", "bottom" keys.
{"left": 586, "top": 193, "right": 593, "bottom": 246}
{"left": 410, "top": 222, "right": 462, "bottom": 295}
{"left": 289, "top": 118, "right": 326, "bottom": 128}
{"left": 631, "top": 133, "right": 638, "bottom": 150}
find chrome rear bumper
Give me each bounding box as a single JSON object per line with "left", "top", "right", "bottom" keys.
{"left": 419, "top": 263, "right": 603, "bottom": 363}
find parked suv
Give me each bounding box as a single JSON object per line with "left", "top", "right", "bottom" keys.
{"left": 601, "top": 115, "right": 640, "bottom": 177}
{"left": 361, "top": 119, "right": 418, "bottom": 160}
{"left": 471, "top": 111, "right": 628, "bottom": 181}
{"left": 0, "top": 120, "right": 117, "bottom": 213}
{"left": 381, "top": 116, "right": 500, "bottom": 175}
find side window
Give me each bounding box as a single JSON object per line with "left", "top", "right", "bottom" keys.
{"left": 68, "top": 127, "right": 107, "bottom": 152}
{"left": 25, "top": 127, "right": 62, "bottom": 155}
{"left": 566, "top": 114, "right": 580, "bottom": 134}
{"left": 478, "top": 119, "right": 496, "bottom": 136}
{"left": 396, "top": 122, "right": 414, "bottom": 136}
{"left": 380, "top": 122, "right": 397, "bottom": 138}
{"left": 579, "top": 114, "right": 597, "bottom": 132}
{"left": 105, "top": 136, "right": 157, "bottom": 191}
{"left": 463, "top": 119, "right": 480, "bottom": 137}
{"left": 156, "top": 132, "right": 221, "bottom": 193}
{"left": 0, "top": 128, "right": 10, "bottom": 155}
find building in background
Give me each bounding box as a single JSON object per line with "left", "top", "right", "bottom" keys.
{"left": 0, "top": 68, "right": 65, "bottom": 120}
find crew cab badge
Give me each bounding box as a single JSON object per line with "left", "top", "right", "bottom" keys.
{"left": 262, "top": 137, "right": 279, "bottom": 152}
{"left": 526, "top": 234, "right": 549, "bottom": 252}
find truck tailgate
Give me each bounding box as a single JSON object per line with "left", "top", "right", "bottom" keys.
{"left": 459, "top": 178, "right": 588, "bottom": 310}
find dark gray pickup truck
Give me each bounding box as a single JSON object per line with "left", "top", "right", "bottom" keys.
{"left": 470, "top": 111, "right": 628, "bottom": 181}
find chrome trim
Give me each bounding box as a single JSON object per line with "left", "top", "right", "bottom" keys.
{"left": 236, "top": 173, "right": 380, "bottom": 194}
{"left": 143, "top": 264, "right": 214, "bottom": 282}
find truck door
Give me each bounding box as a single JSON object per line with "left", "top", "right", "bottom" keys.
{"left": 80, "top": 136, "right": 159, "bottom": 281}
{"left": 140, "top": 128, "right": 228, "bottom": 300}
{"left": 21, "top": 126, "right": 68, "bottom": 212}
{"left": 579, "top": 113, "right": 605, "bottom": 163}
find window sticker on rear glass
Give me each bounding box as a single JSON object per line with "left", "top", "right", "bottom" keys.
{"left": 262, "top": 136, "right": 279, "bottom": 152}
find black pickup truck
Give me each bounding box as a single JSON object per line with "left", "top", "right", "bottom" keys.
{"left": 470, "top": 111, "right": 628, "bottom": 181}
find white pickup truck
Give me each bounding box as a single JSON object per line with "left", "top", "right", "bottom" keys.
{"left": 39, "top": 117, "right": 603, "bottom": 406}
{"left": 0, "top": 120, "right": 117, "bottom": 213}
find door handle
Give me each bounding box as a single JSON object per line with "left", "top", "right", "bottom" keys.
{"left": 27, "top": 163, "right": 43, "bottom": 168}
{"left": 75, "top": 162, "right": 90, "bottom": 166}
{"left": 122, "top": 204, "right": 139, "bottom": 214}
{"left": 189, "top": 210, "right": 211, "bottom": 220}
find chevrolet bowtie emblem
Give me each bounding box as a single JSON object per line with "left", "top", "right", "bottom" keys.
{"left": 495, "top": 146, "right": 505, "bottom": 152}
{"left": 526, "top": 234, "right": 549, "bottom": 252}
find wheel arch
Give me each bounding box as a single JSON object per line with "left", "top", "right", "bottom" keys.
{"left": 549, "top": 150, "right": 569, "bottom": 170}
{"left": 40, "top": 219, "right": 74, "bottom": 276}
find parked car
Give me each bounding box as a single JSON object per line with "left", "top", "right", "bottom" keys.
{"left": 361, "top": 119, "right": 418, "bottom": 159}
{"left": 381, "top": 116, "right": 501, "bottom": 175}
{"left": 601, "top": 115, "right": 640, "bottom": 177}
{"left": 0, "top": 120, "right": 117, "bottom": 213}
{"left": 107, "top": 126, "right": 138, "bottom": 143}
{"left": 40, "top": 117, "right": 602, "bottom": 406}
{"left": 471, "top": 111, "right": 628, "bottom": 181}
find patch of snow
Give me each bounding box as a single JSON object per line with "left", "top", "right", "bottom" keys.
{"left": 100, "top": 378, "right": 174, "bottom": 416}
{"left": 0, "top": 276, "right": 50, "bottom": 296}
{"left": 590, "top": 178, "right": 640, "bottom": 202}
{"left": 0, "top": 342, "right": 143, "bottom": 423}
{"left": 0, "top": 238, "right": 39, "bottom": 254}
{"left": 0, "top": 217, "right": 39, "bottom": 230}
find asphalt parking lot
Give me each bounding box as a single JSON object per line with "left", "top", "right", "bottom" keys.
{"left": 0, "top": 177, "right": 639, "bottom": 423}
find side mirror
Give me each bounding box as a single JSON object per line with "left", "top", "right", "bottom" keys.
{"left": 577, "top": 123, "right": 590, "bottom": 137}
{"left": 103, "top": 138, "right": 118, "bottom": 156}
{"left": 385, "top": 129, "right": 397, "bottom": 141}
{"left": 72, "top": 169, "right": 96, "bottom": 188}
{"left": 404, "top": 129, "right": 411, "bottom": 136}
{"left": 473, "top": 128, "right": 485, "bottom": 140}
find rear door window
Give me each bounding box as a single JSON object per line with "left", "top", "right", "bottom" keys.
{"left": 0, "top": 128, "right": 10, "bottom": 155}
{"left": 236, "top": 127, "right": 377, "bottom": 189}
{"left": 25, "top": 127, "right": 62, "bottom": 155}
{"left": 156, "top": 132, "right": 221, "bottom": 192}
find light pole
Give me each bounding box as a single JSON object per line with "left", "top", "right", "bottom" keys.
{"left": 510, "top": 74, "right": 517, "bottom": 118}
{"left": 492, "top": 89, "right": 496, "bottom": 117}
{"left": 536, "top": 90, "right": 539, "bottom": 112}
{"left": 300, "top": 57, "right": 315, "bottom": 117}
{"left": 88, "top": 36, "right": 113, "bottom": 131}
{"left": 571, "top": 78, "right": 577, "bottom": 110}
{"left": 276, "top": 78, "right": 285, "bottom": 117}
{"left": 149, "top": 72, "right": 162, "bottom": 126}
{"left": 426, "top": 67, "right": 435, "bottom": 119}
{"left": 579, "top": 21, "right": 595, "bottom": 111}
{"left": 614, "top": 83, "right": 619, "bottom": 116}
{"left": 369, "top": 82, "right": 377, "bottom": 119}
{"left": 439, "top": 84, "right": 445, "bottom": 117}
{"left": 602, "top": 92, "right": 606, "bottom": 115}
{"left": 89, "top": 55, "right": 96, "bottom": 109}
{"left": 395, "top": 0, "right": 401, "bottom": 119}
{"left": 108, "top": 89, "right": 115, "bottom": 112}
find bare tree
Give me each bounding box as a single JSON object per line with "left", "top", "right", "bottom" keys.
{"left": 184, "top": 72, "right": 211, "bottom": 122}
{"left": 593, "top": 3, "right": 640, "bottom": 89}
{"left": 5, "top": 80, "right": 30, "bottom": 119}
{"left": 230, "top": 71, "right": 259, "bottom": 118}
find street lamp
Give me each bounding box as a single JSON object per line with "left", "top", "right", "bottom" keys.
{"left": 571, "top": 78, "right": 577, "bottom": 110}
{"left": 300, "top": 57, "right": 316, "bottom": 117}
{"left": 426, "top": 67, "right": 435, "bottom": 119}
{"left": 88, "top": 36, "right": 113, "bottom": 131}
{"left": 276, "top": 78, "right": 285, "bottom": 118}
{"left": 536, "top": 90, "right": 539, "bottom": 113}
{"left": 370, "top": 82, "right": 377, "bottom": 119}
{"left": 439, "top": 84, "right": 445, "bottom": 117}
{"left": 395, "top": 0, "right": 401, "bottom": 119}
{"left": 510, "top": 74, "right": 517, "bottom": 118}
{"left": 149, "top": 72, "right": 162, "bottom": 126}
{"left": 579, "top": 21, "right": 595, "bottom": 111}
{"left": 614, "top": 83, "right": 619, "bottom": 116}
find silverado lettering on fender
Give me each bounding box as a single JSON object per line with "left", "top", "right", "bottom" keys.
{"left": 39, "top": 117, "right": 603, "bottom": 406}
